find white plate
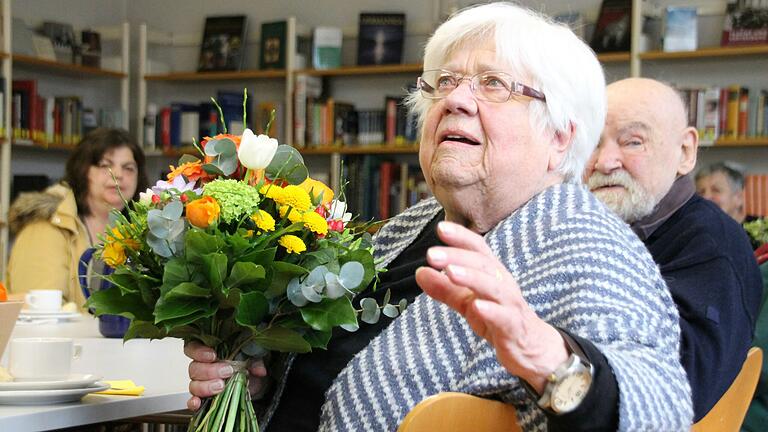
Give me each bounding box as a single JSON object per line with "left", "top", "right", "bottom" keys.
{"left": 0, "top": 382, "right": 110, "bottom": 405}
{"left": 19, "top": 310, "right": 79, "bottom": 317}
{"left": 0, "top": 374, "right": 102, "bottom": 391}
{"left": 18, "top": 311, "right": 81, "bottom": 322}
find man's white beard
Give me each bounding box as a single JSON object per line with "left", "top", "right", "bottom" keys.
{"left": 587, "top": 170, "right": 660, "bottom": 223}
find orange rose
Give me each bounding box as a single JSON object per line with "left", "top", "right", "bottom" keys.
{"left": 167, "top": 161, "right": 207, "bottom": 182}
{"left": 186, "top": 196, "right": 221, "bottom": 228}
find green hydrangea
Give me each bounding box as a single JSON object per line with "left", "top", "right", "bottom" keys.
{"left": 744, "top": 218, "right": 768, "bottom": 245}
{"left": 202, "top": 179, "right": 261, "bottom": 224}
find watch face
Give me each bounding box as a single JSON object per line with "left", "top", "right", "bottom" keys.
{"left": 551, "top": 371, "right": 591, "bottom": 413}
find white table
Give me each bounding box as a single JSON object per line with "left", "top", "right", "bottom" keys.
{"left": 0, "top": 316, "right": 191, "bottom": 431}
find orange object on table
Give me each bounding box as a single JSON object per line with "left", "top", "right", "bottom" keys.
{"left": 0, "top": 282, "right": 7, "bottom": 302}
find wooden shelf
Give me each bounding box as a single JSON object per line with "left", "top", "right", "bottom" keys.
{"left": 11, "top": 141, "right": 76, "bottom": 152}
{"left": 296, "top": 64, "right": 423, "bottom": 77}
{"left": 12, "top": 54, "right": 126, "bottom": 78}
{"left": 640, "top": 45, "right": 768, "bottom": 61}
{"left": 300, "top": 144, "right": 419, "bottom": 155}
{"left": 597, "top": 52, "right": 631, "bottom": 63}
{"left": 709, "top": 137, "right": 768, "bottom": 147}
{"left": 145, "top": 70, "right": 287, "bottom": 81}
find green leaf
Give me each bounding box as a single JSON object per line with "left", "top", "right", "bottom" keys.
{"left": 226, "top": 262, "right": 266, "bottom": 290}
{"left": 239, "top": 247, "right": 277, "bottom": 268}
{"left": 159, "top": 307, "right": 217, "bottom": 331}
{"left": 252, "top": 326, "right": 311, "bottom": 353}
{"left": 178, "top": 154, "right": 200, "bottom": 165}
{"left": 85, "top": 288, "right": 154, "bottom": 322}
{"left": 203, "top": 163, "right": 225, "bottom": 176}
{"left": 186, "top": 230, "right": 224, "bottom": 263}
{"left": 201, "top": 252, "right": 228, "bottom": 290}
{"left": 266, "top": 145, "right": 307, "bottom": 185}
{"left": 300, "top": 297, "right": 357, "bottom": 332}
{"left": 105, "top": 269, "right": 140, "bottom": 295}
{"left": 265, "top": 261, "right": 309, "bottom": 298}
{"left": 162, "top": 258, "right": 194, "bottom": 289}
{"left": 165, "top": 282, "right": 210, "bottom": 300}
{"left": 154, "top": 296, "right": 213, "bottom": 323}
{"left": 303, "top": 329, "right": 332, "bottom": 349}
{"left": 123, "top": 320, "right": 164, "bottom": 341}
{"left": 235, "top": 292, "right": 270, "bottom": 326}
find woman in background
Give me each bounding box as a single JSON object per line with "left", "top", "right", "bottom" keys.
{"left": 7, "top": 128, "right": 148, "bottom": 308}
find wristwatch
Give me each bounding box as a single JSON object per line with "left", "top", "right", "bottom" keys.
{"left": 524, "top": 329, "right": 594, "bottom": 414}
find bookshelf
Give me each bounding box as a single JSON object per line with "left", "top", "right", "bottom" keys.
{"left": 0, "top": 5, "right": 131, "bottom": 282}
{"left": 301, "top": 144, "right": 419, "bottom": 155}
{"left": 639, "top": 45, "right": 768, "bottom": 61}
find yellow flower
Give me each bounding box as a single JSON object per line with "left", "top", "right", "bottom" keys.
{"left": 101, "top": 226, "right": 140, "bottom": 267}
{"left": 251, "top": 210, "right": 276, "bottom": 232}
{"left": 259, "top": 184, "right": 283, "bottom": 201}
{"left": 279, "top": 235, "right": 306, "bottom": 254}
{"left": 186, "top": 196, "right": 221, "bottom": 228}
{"left": 302, "top": 211, "right": 328, "bottom": 235}
{"left": 279, "top": 205, "right": 303, "bottom": 223}
{"left": 299, "top": 177, "right": 334, "bottom": 205}
{"left": 102, "top": 242, "right": 127, "bottom": 267}
{"left": 274, "top": 185, "right": 312, "bottom": 212}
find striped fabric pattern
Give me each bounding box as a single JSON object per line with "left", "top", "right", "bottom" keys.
{"left": 318, "top": 183, "right": 692, "bottom": 432}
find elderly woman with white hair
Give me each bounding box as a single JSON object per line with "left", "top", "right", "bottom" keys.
{"left": 185, "top": 2, "right": 692, "bottom": 431}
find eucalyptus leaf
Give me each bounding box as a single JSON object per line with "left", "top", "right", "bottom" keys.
{"left": 204, "top": 139, "right": 221, "bottom": 156}
{"left": 147, "top": 209, "right": 170, "bottom": 238}
{"left": 235, "top": 292, "right": 270, "bottom": 326}
{"left": 360, "top": 297, "right": 381, "bottom": 324}
{"left": 252, "top": 326, "right": 311, "bottom": 353}
{"left": 202, "top": 163, "right": 225, "bottom": 176}
{"left": 215, "top": 138, "right": 237, "bottom": 156}
{"left": 163, "top": 200, "right": 184, "bottom": 220}
{"left": 306, "top": 265, "right": 329, "bottom": 287}
{"left": 382, "top": 304, "right": 400, "bottom": 318}
{"left": 398, "top": 298, "right": 408, "bottom": 311}
{"left": 266, "top": 145, "right": 307, "bottom": 184}
{"left": 324, "top": 273, "right": 346, "bottom": 299}
{"left": 340, "top": 322, "right": 360, "bottom": 332}
{"left": 339, "top": 250, "right": 375, "bottom": 292}
{"left": 300, "top": 283, "right": 323, "bottom": 303}
{"left": 299, "top": 297, "right": 357, "bottom": 332}
{"left": 338, "top": 261, "right": 364, "bottom": 290}
{"left": 287, "top": 277, "right": 308, "bottom": 307}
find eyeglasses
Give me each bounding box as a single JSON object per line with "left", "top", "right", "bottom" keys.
{"left": 417, "top": 69, "right": 547, "bottom": 103}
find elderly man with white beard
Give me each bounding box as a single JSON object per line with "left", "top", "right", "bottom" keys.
{"left": 584, "top": 77, "right": 763, "bottom": 423}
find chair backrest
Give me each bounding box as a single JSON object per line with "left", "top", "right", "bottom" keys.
{"left": 397, "top": 392, "right": 521, "bottom": 432}
{"left": 691, "top": 347, "right": 763, "bottom": 432}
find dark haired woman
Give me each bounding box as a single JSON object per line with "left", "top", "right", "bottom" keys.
{"left": 7, "top": 128, "right": 148, "bottom": 309}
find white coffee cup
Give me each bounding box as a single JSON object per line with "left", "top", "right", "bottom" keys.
{"left": 24, "top": 290, "right": 62, "bottom": 312}
{"left": 9, "top": 337, "right": 82, "bottom": 381}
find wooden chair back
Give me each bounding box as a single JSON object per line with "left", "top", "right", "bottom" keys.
{"left": 691, "top": 347, "right": 763, "bottom": 432}
{"left": 397, "top": 392, "right": 521, "bottom": 432}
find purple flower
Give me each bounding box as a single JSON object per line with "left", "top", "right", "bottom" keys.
{"left": 152, "top": 176, "right": 202, "bottom": 196}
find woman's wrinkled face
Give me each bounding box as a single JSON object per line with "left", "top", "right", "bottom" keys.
{"left": 87, "top": 146, "right": 138, "bottom": 211}
{"left": 419, "top": 40, "right": 559, "bottom": 219}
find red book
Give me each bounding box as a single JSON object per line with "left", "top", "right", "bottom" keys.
{"left": 718, "top": 88, "right": 729, "bottom": 139}
{"left": 160, "top": 107, "right": 172, "bottom": 151}
{"left": 12, "top": 80, "right": 37, "bottom": 139}
{"left": 379, "top": 161, "right": 393, "bottom": 220}
{"left": 738, "top": 88, "right": 749, "bottom": 137}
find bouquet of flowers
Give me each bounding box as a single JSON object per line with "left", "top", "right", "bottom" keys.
{"left": 86, "top": 103, "right": 399, "bottom": 432}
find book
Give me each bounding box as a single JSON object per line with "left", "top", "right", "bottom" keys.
{"left": 198, "top": 15, "right": 248, "bottom": 72}
{"left": 32, "top": 35, "right": 56, "bottom": 61}
{"left": 313, "top": 27, "right": 343, "bottom": 69}
{"left": 41, "top": 21, "right": 76, "bottom": 63}
{"left": 357, "top": 13, "right": 405, "bottom": 66}
{"left": 590, "top": 0, "right": 632, "bottom": 53}
{"left": 726, "top": 85, "right": 741, "bottom": 138}
{"left": 80, "top": 30, "right": 101, "bottom": 68}
{"left": 663, "top": 6, "right": 697, "bottom": 52}
{"left": 701, "top": 87, "right": 721, "bottom": 144}
{"left": 11, "top": 18, "right": 35, "bottom": 57}
{"left": 260, "top": 20, "right": 288, "bottom": 70}
{"left": 722, "top": 0, "right": 768, "bottom": 46}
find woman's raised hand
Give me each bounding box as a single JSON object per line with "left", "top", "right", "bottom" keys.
{"left": 415, "top": 221, "right": 568, "bottom": 393}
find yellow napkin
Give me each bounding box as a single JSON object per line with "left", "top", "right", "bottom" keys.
{"left": 94, "top": 380, "right": 145, "bottom": 396}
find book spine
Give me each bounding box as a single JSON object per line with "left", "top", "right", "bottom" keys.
{"left": 726, "top": 85, "right": 740, "bottom": 138}
{"left": 738, "top": 88, "right": 749, "bottom": 138}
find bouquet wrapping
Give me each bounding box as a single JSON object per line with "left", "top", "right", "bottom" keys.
{"left": 87, "top": 108, "right": 402, "bottom": 431}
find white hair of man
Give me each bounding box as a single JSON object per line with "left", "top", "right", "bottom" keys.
{"left": 405, "top": 1, "right": 606, "bottom": 182}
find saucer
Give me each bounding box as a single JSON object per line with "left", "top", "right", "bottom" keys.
{"left": 0, "top": 382, "right": 110, "bottom": 405}
{"left": 0, "top": 374, "right": 102, "bottom": 391}
{"left": 18, "top": 310, "right": 81, "bottom": 321}
{"left": 19, "top": 309, "right": 78, "bottom": 317}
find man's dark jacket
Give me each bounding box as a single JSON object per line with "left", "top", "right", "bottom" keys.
{"left": 632, "top": 175, "right": 763, "bottom": 421}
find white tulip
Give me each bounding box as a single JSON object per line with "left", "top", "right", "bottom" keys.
{"left": 139, "top": 188, "right": 155, "bottom": 206}
{"left": 237, "top": 128, "right": 278, "bottom": 169}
